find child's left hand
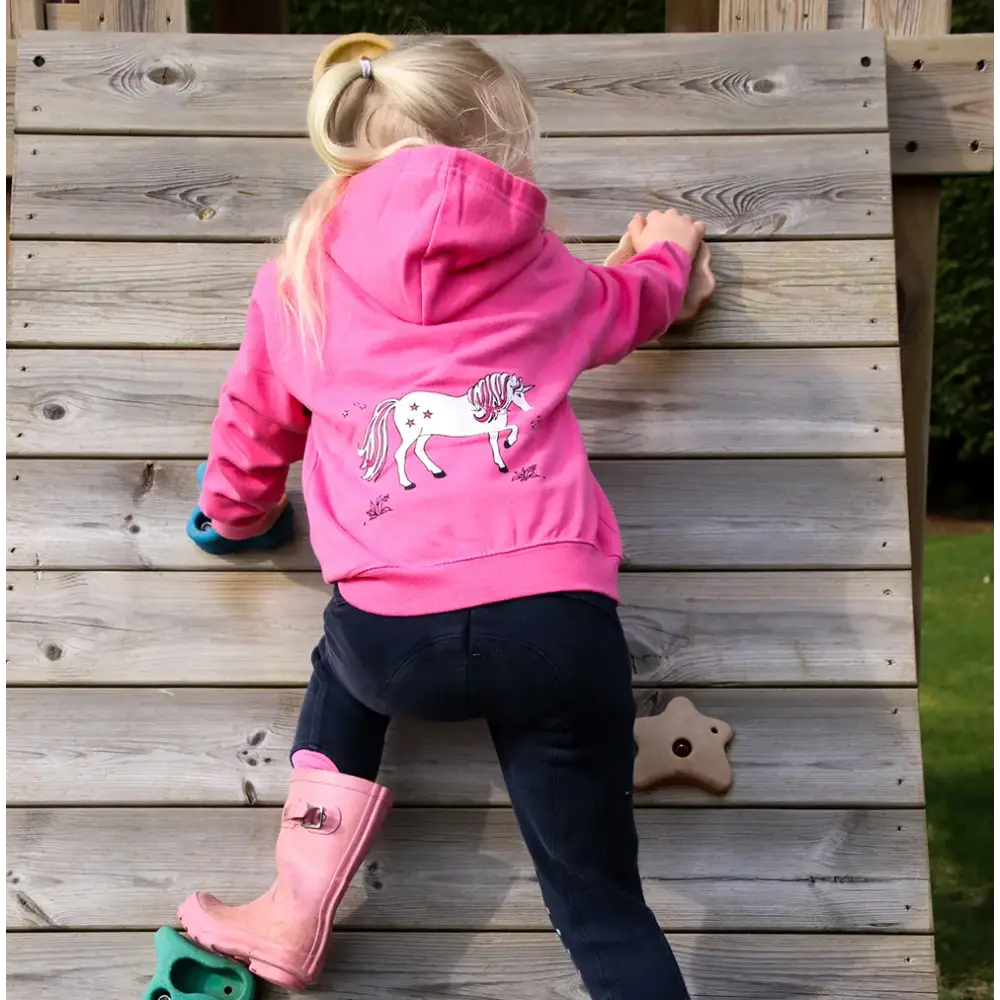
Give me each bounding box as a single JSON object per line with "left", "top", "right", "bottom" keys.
{"left": 603, "top": 214, "right": 716, "bottom": 325}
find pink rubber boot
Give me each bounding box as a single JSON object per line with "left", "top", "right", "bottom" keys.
{"left": 177, "top": 769, "right": 392, "bottom": 991}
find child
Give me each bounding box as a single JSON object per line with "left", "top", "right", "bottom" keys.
{"left": 178, "top": 36, "right": 714, "bottom": 999}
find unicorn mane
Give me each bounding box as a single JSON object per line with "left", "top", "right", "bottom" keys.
{"left": 466, "top": 373, "right": 521, "bottom": 423}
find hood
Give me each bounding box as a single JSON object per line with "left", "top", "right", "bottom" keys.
{"left": 323, "top": 145, "right": 548, "bottom": 325}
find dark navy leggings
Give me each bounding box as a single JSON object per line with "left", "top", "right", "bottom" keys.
{"left": 293, "top": 586, "right": 690, "bottom": 1000}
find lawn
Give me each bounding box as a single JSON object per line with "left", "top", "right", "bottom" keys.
{"left": 920, "top": 529, "right": 994, "bottom": 1000}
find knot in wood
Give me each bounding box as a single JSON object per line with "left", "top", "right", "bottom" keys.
{"left": 42, "top": 403, "right": 66, "bottom": 421}
{"left": 148, "top": 64, "right": 183, "bottom": 87}
{"left": 752, "top": 78, "right": 776, "bottom": 95}
{"left": 43, "top": 643, "right": 63, "bottom": 661}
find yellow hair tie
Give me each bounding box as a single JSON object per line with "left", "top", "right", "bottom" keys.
{"left": 312, "top": 33, "right": 395, "bottom": 88}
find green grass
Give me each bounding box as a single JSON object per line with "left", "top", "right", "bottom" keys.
{"left": 920, "top": 530, "right": 994, "bottom": 1000}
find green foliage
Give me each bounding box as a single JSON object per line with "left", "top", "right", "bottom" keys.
{"left": 930, "top": 0, "right": 994, "bottom": 503}
{"left": 934, "top": 174, "right": 993, "bottom": 463}
{"left": 288, "top": 0, "right": 665, "bottom": 35}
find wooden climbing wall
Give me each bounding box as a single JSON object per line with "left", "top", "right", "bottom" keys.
{"left": 7, "top": 29, "right": 936, "bottom": 997}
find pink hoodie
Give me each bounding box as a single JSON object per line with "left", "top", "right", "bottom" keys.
{"left": 201, "top": 145, "right": 691, "bottom": 615}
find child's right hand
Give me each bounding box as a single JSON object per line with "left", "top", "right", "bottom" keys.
{"left": 629, "top": 209, "right": 706, "bottom": 259}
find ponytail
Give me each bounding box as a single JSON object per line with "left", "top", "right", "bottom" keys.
{"left": 277, "top": 37, "right": 539, "bottom": 351}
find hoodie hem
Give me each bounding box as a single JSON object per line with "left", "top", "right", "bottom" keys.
{"left": 336, "top": 541, "right": 620, "bottom": 616}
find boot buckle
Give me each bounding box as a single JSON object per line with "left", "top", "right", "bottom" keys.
{"left": 299, "top": 805, "right": 326, "bottom": 829}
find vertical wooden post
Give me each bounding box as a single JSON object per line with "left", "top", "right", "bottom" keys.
{"left": 665, "top": 0, "right": 719, "bottom": 32}
{"left": 78, "top": 0, "right": 188, "bottom": 31}
{"left": 9, "top": 0, "right": 46, "bottom": 35}
{"left": 865, "top": 0, "right": 951, "bottom": 654}
{"left": 719, "top": 0, "right": 829, "bottom": 32}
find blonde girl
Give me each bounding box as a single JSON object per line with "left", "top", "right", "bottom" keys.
{"left": 179, "top": 36, "right": 712, "bottom": 999}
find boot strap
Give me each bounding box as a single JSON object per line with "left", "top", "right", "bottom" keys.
{"left": 282, "top": 799, "right": 342, "bottom": 834}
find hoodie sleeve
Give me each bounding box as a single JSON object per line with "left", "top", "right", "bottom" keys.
{"left": 580, "top": 241, "right": 692, "bottom": 370}
{"left": 200, "top": 290, "right": 310, "bottom": 541}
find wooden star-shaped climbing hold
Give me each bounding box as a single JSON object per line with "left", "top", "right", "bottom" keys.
{"left": 633, "top": 696, "right": 734, "bottom": 795}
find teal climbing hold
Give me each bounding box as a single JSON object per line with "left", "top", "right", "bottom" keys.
{"left": 143, "top": 927, "right": 255, "bottom": 1000}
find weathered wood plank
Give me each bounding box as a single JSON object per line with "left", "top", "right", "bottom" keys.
{"left": 42, "top": 2, "right": 82, "bottom": 30}
{"left": 5, "top": 931, "right": 940, "bottom": 999}
{"left": 14, "top": 31, "right": 888, "bottom": 136}
{"left": 828, "top": 0, "right": 865, "bottom": 28}
{"left": 6, "top": 40, "right": 15, "bottom": 176}
{"left": 887, "top": 34, "right": 993, "bottom": 174}
{"left": 5, "top": 569, "right": 917, "bottom": 686}
{"left": 720, "top": 0, "right": 829, "bottom": 32}
{"left": 866, "top": 0, "right": 952, "bottom": 34}
{"left": 5, "top": 806, "right": 931, "bottom": 931}
{"left": 77, "top": 0, "right": 187, "bottom": 32}
{"left": 6, "top": 239, "right": 901, "bottom": 349}
{"left": 866, "top": 0, "right": 949, "bottom": 665}
{"left": 8, "top": 0, "right": 44, "bottom": 36}
{"left": 5, "top": 687, "right": 925, "bottom": 806}
{"left": 889, "top": 184, "right": 940, "bottom": 656}
{"left": 5, "top": 458, "right": 912, "bottom": 570}
{"left": 8, "top": 133, "right": 894, "bottom": 241}
{"left": 6, "top": 347, "right": 905, "bottom": 458}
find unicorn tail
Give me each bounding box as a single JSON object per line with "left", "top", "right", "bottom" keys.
{"left": 358, "top": 399, "right": 397, "bottom": 482}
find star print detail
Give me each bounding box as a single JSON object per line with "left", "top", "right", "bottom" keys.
{"left": 410, "top": 403, "right": 419, "bottom": 411}
{"left": 406, "top": 419, "right": 415, "bottom": 427}
{"left": 342, "top": 410, "right": 349, "bottom": 417}
{"left": 423, "top": 410, "right": 433, "bottom": 419}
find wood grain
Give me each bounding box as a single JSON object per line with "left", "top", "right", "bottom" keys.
{"left": 14, "top": 31, "right": 888, "bottom": 136}
{"left": 865, "top": 0, "right": 953, "bottom": 34}
{"left": 887, "top": 34, "right": 993, "bottom": 174}
{"left": 5, "top": 458, "right": 911, "bottom": 571}
{"left": 8, "top": 0, "right": 44, "bottom": 35}
{"left": 5, "top": 931, "right": 939, "bottom": 999}
{"left": 828, "top": 0, "right": 865, "bottom": 28}
{"left": 866, "top": 0, "right": 949, "bottom": 664}
{"left": 6, "top": 347, "right": 906, "bottom": 458}
{"left": 6, "top": 40, "right": 15, "bottom": 176}
{"left": 5, "top": 569, "right": 917, "bottom": 686}
{"left": 78, "top": 0, "right": 187, "bottom": 31}
{"left": 5, "top": 687, "right": 925, "bottom": 807}
{"left": 7, "top": 239, "right": 901, "bottom": 349}
{"left": 720, "top": 0, "right": 829, "bottom": 32}
{"left": 6, "top": 806, "right": 930, "bottom": 932}
{"left": 9, "top": 133, "right": 894, "bottom": 241}
{"left": 42, "top": 2, "right": 81, "bottom": 30}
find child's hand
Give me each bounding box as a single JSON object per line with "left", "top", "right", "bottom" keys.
{"left": 629, "top": 209, "right": 706, "bottom": 259}
{"left": 675, "top": 242, "right": 717, "bottom": 325}
{"left": 188, "top": 462, "right": 295, "bottom": 555}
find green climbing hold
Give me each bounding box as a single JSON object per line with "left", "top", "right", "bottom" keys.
{"left": 143, "top": 927, "right": 255, "bottom": 1000}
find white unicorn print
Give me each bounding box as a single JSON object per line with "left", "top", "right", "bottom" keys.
{"left": 358, "top": 373, "right": 534, "bottom": 490}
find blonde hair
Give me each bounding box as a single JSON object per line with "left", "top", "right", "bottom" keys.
{"left": 277, "top": 37, "right": 540, "bottom": 347}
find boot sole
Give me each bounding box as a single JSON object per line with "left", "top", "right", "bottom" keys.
{"left": 177, "top": 896, "right": 309, "bottom": 992}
